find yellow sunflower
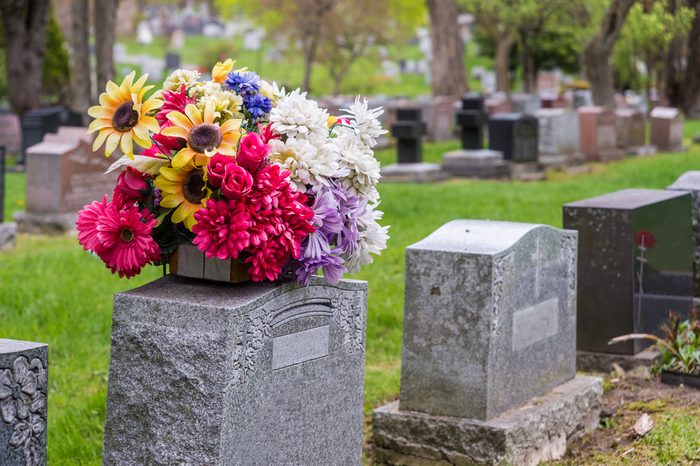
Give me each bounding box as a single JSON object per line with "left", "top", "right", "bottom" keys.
{"left": 87, "top": 71, "right": 162, "bottom": 158}
{"left": 154, "top": 163, "right": 210, "bottom": 230}
{"left": 161, "top": 100, "right": 242, "bottom": 169}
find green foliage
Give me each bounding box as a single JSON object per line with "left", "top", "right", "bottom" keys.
{"left": 657, "top": 310, "right": 700, "bottom": 374}
{"left": 42, "top": 6, "right": 71, "bottom": 105}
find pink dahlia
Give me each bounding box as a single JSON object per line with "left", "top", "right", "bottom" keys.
{"left": 76, "top": 195, "right": 110, "bottom": 253}
{"left": 237, "top": 132, "right": 270, "bottom": 174}
{"left": 257, "top": 122, "right": 280, "bottom": 144}
{"left": 192, "top": 199, "right": 252, "bottom": 260}
{"left": 96, "top": 204, "right": 160, "bottom": 278}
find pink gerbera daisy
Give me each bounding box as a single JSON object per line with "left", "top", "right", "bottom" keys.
{"left": 76, "top": 195, "right": 110, "bottom": 253}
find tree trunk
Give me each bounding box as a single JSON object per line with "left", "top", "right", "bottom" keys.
{"left": 427, "top": 0, "right": 467, "bottom": 97}
{"left": 520, "top": 34, "right": 536, "bottom": 94}
{"left": 70, "top": 0, "right": 91, "bottom": 121}
{"left": 495, "top": 34, "right": 515, "bottom": 93}
{"left": 301, "top": 27, "right": 320, "bottom": 92}
{"left": 681, "top": 0, "right": 700, "bottom": 114}
{"left": 0, "top": 0, "right": 50, "bottom": 117}
{"left": 94, "top": 0, "right": 118, "bottom": 91}
{"left": 664, "top": 0, "right": 685, "bottom": 108}
{"left": 583, "top": 0, "right": 636, "bottom": 107}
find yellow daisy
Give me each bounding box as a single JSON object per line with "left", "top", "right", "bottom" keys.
{"left": 87, "top": 71, "right": 162, "bottom": 158}
{"left": 161, "top": 101, "right": 242, "bottom": 169}
{"left": 154, "top": 163, "right": 209, "bottom": 231}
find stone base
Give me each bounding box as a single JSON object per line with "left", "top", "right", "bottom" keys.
{"left": 373, "top": 376, "right": 602, "bottom": 466}
{"left": 381, "top": 163, "right": 449, "bottom": 183}
{"left": 14, "top": 211, "right": 76, "bottom": 235}
{"left": 624, "top": 145, "right": 657, "bottom": 157}
{"left": 510, "top": 161, "right": 546, "bottom": 181}
{"left": 576, "top": 348, "right": 660, "bottom": 373}
{"left": 587, "top": 149, "right": 625, "bottom": 163}
{"left": 0, "top": 222, "right": 16, "bottom": 250}
{"left": 441, "top": 149, "right": 510, "bottom": 179}
{"left": 539, "top": 153, "right": 586, "bottom": 169}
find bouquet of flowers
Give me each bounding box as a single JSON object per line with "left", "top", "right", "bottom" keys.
{"left": 77, "top": 59, "right": 389, "bottom": 284}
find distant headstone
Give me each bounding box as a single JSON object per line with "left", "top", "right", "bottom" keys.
{"left": 615, "top": 108, "right": 648, "bottom": 153}
{"left": 0, "top": 110, "right": 21, "bottom": 155}
{"left": 564, "top": 189, "right": 693, "bottom": 358}
{"left": 535, "top": 109, "right": 580, "bottom": 164}
{"left": 488, "top": 113, "right": 539, "bottom": 163}
{"left": 21, "top": 107, "right": 62, "bottom": 164}
{"left": 165, "top": 52, "right": 180, "bottom": 70}
{"left": 650, "top": 106, "right": 684, "bottom": 152}
{"left": 578, "top": 106, "right": 624, "bottom": 162}
{"left": 455, "top": 93, "right": 486, "bottom": 150}
{"left": 0, "top": 146, "right": 15, "bottom": 250}
{"left": 441, "top": 149, "right": 510, "bottom": 179}
{"left": 485, "top": 95, "right": 512, "bottom": 115}
{"left": 373, "top": 220, "right": 602, "bottom": 465}
{"left": 572, "top": 90, "right": 592, "bottom": 109}
{"left": 537, "top": 70, "right": 561, "bottom": 93}
{"left": 102, "top": 276, "right": 367, "bottom": 464}
{"left": 667, "top": 172, "right": 700, "bottom": 297}
{"left": 510, "top": 93, "right": 541, "bottom": 114}
{"left": 14, "top": 128, "right": 119, "bottom": 234}
{"left": 0, "top": 338, "right": 48, "bottom": 466}
{"left": 391, "top": 107, "right": 426, "bottom": 164}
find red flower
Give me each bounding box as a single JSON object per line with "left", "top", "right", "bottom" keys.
{"left": 114, "top": 167, "right": 149, "bottom": 205}
{"left": 156, "top": 85, "right": 194, "bottom": 126}
{"left": 192, "top": 199, "right": 252, "bottom": 260}
{"left": 206, "top": 154, "right": 236, "bottom": 188}
{"left": 237, "top": 132, "right": 270, "bottom": 174}
{"left": 635, "top": 230, "right": 656, "bottom": 249}
{"left": 257, "top": 122, "right": 280, "bottom": 144}
{"left": 77, "top": 196, "right": 110, "bottom": 253}
{"left": 221, "top": 164, "right": 254, "bottom": 200}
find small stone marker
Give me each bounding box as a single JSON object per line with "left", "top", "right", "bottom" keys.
{"left": 535, "top": 109, "right": 581, "bottom": 167}
{"left": 488, "top": 113, "right": 539, "bottom": 163}
{"left": 416, "top": 96, "right": 456, "bottom": 142}
{"left": 650, "top": 106, "right": 684, "bottom": 152}
{"left": 0, "top": 111, "right": 21, "bottom": 155}
{"left": 373, "top": 220, "right": 602, "bottom": 465}
{"left": 509, "top": 93, "right": 541, "bottom": 114}
{"left": 14, "top": 128, "right": 118, "bottom": 234}
{"left": 102, "top": 276, "right": 367, "bottom": 465}
{"left": 455, "top": 93, "right": 486, "bottom": 150}
{"left": 578, "top": 106, "right": 624, "bottom": 162}
{"left": 0, "top": 147, "right": 16, "bottom": 251}
{"left": 616, "top": 108, "right": 651, "bottom": 155}
{"left": 0, "top": 339, "right": 48, "bottom": 466}
{"left": 165, "top": 52, "right": 181, "bottom": 70}
{"left": 667, "top": 171, "right": 700, "bottom": 297}
{"left": 564, "top": 189, "right": 693, "bottom": 369}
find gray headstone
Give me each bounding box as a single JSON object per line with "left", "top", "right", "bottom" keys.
{"left": 441, "top": 149, "right": 510, "bottom": 178}
{"left": 667, "top": 171, "right": 700, "bottom": 297}
{"left": 399, "top": 220, "right": 577, "bottom": 421}
{"left": 535, "top": 109, "right": 579, "bottom": 157}
{"left": 564, "top": 189, "right": 693, "bottom": 355}
{"left": 0, "top": 339, "right": 48, "bottom": 466}
{"left": 102, "top": 275, "right": 367, "bottom": 465}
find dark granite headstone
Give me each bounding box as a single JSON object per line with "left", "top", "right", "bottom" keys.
{"left": 21, "top": 107, "right": 83, "bottom": 164}
{"left": 667, "top": 172, "right": 700, "bottom": 297}
{"left": 455, "top": 93, "right": 486, "bottom": 150}
{"left": 488, "top": 113, "right": 539, "bottom": 163}
{"left": 391, "top": 107, "right": 427, "bottom": 164}
{"left": 563, "top": 189, "right": 693, "bottom": 355}
{"left": 165, "top": 52, "right": 181, "bottom": 70}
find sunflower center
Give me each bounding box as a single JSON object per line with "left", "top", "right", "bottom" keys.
{"left": 188, "top": 123, "right": 222, "bottom": 153}
{"left": 112, "top": 101, "right": 139, "bottom": 131}
{"left": 182, "top": 169, "right": 206, "bottom": 204}
{"left": 120, "top": 228, "right": 135, "bottom": 243}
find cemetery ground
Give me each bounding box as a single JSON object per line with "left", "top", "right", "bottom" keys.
{"left": 1, "top": 122, "right": 700, "bottom": 464}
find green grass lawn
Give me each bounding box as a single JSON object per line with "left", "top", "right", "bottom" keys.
{"left": 1, "top": 127, "right": 700, "bottom": 464}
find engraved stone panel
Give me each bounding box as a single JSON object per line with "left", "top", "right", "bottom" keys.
{"left": 0, "top": 339, "right": 48, "bottom": 466}
{"left": 102, "top": 276, "right": 367, "bottom": 465}
{"left": 667, "top": 171, "right": 700, "bottom": 297}
{"left": 399, "top": 220, "right": 577, "bottom": 421}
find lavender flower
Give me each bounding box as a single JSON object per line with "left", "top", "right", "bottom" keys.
{"left": 293, "top": 248, "right": 347, "bottom": 285}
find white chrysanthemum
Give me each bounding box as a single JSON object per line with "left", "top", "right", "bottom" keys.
{"left": 334, "top": 133, "right": 381, "bottom": 198}
{"left": 163, "top": 69, "right": 201, "bottom": 91}
{"left": 345, "top": 204, "right": 389, "bottom": 273}
{"left": 259, "top": 80, "right": 283, "bottom": 105}
{"left": 268, "top": 137, "right": 341, "bottom": 191}
{"left": 269, "top": 89, "right": 329, "bottom": 138}
{"left": 340, "top": 97, "right": 387, "bottom": 148}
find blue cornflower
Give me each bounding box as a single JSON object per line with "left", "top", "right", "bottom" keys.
{"left": 225, "top": 71, "right": 261, "bottom": 96}
{"left": 244, "top": 94, "right": 272, "bottom": 120}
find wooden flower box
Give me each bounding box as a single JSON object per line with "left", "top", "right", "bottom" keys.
{"left": 169, "top": 243, "right": 250, "bottom": 283}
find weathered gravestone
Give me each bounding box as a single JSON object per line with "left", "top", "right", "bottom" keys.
{"left": 488, "top": 113, "right": 539, "bottom": 163}
{"left": 485, "top": 94, "right": 512, "bottom": 115}
{"left": 416, "top": 96, "right": 457, "bottom": 142}
{"left": 0, "top": 147, "right": 17, "bottom": 250}
{"left": 0, "top": 339, "right": 48, "bottom": 466}
{"left": 535, "top": 108, "right": 581, "bottom": 168}
{"left": 383, "top": 107, "right": 446, "bottom": 182}
{"left": 667, "top": 172, "right": 700, "bottom": 297}
{"left": 564, "top": 189, "right": 693, "bottom": 371}
{"left": 615, "top": 108, "right": 652, "bottom": 155}
{"left": 102, "top": 276, "right": 367, "bottom": 465}
{"left": 510, "top": 93, "right": 541, "bottom": 114}
{"left": 456, "top": 93, "right": 486, "bottom": 150}
{"left": 165, "top": 52, "right": 181, "bottom": 70}
{"left": 20, "top": 107, "right": 83, "bottom": 165}
{"left": 373, "top": 220, "right": 603, "bottom": 465}
{"left": 14, "top": 128, "right": 119, "bottom": 234}
{"left": 578, "top": 106, "right": 624, "bottom": 162}
{"left": 0, "top": 110, "right": 21, "bottom": 155}
{"left": 650, "top": 106, "right": 684, "bottom": 152}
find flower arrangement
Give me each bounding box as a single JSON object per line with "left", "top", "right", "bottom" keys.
{"left": 77, "top": 59, "right": 389, "bottom": 284}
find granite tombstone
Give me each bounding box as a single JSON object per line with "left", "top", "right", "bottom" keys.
{"left": 0, "top": 110, "right": 21, "bottom": 155}
{"left": 615, "top": 108, "right": 649, "bottom": 154}
{"left": 0, "top": 146, "right": 16, "bottom": 250}
{"left": 578, "top": 106, "right": 624, "bottom": 162}
{"left": 0, "top": 339, "right": 48, "bottom": 466}
{"left": 535, "top": 109, "right": 580, "bottom": 166}
{"left": 14, "top": 128, "right": 119, "bottom": 234}
{"left": 102, "top": 276, "right": 367, "bottom": 465}
{"left": 667, "top": 171, "right": 700, "bottom": 297}
{"left": 456, "top": 93, "right": 486, "bottom": 150}
{"left": 650, "top": 107, "right": 684, "bottom": 152}
{"left": 488, "top": 113, "right": 539, "bottom": 163}
{"left": 564, "top": 189, "right": 693, "bottom": 359}
{"left": 510, "top": 93, "right": 541, "bottom": 114}
{"left": 373, "top": 220, "right": 602, "bottom": 465}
